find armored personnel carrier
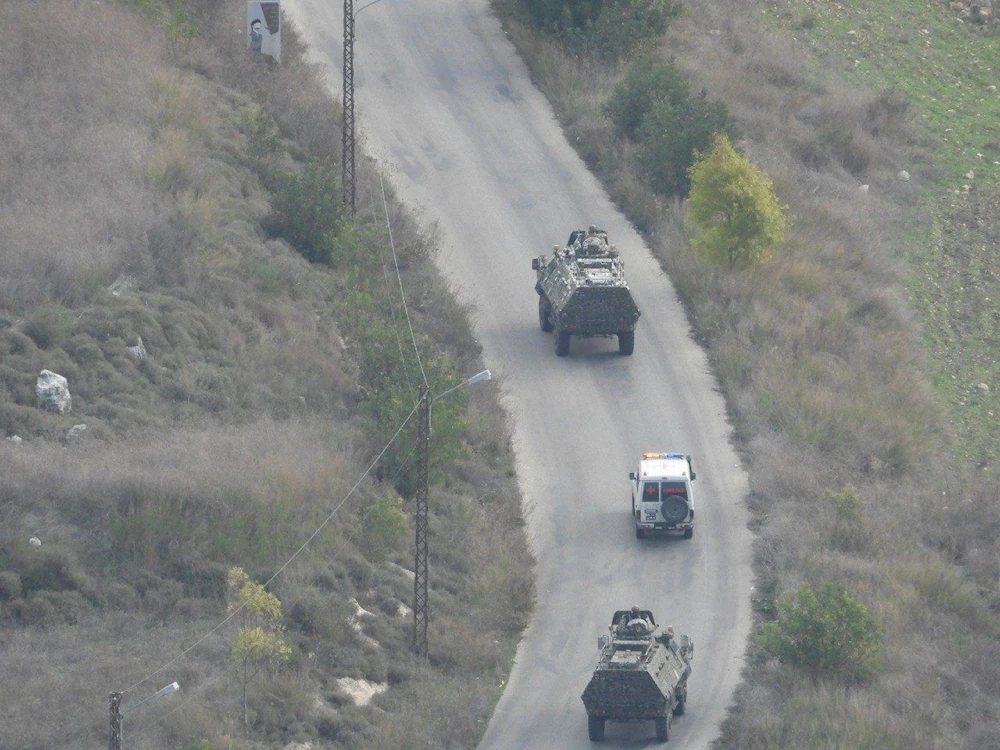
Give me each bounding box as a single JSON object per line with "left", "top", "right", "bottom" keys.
{"left": 531, "top": 227, "right": 640, "bottom": 356}
{"left": 581, "top": 608, "right": 694, "bottom": 742}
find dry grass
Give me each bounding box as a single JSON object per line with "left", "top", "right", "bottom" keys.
{"left": 492, "top": 0, "right": 1000, "bottom": 747}
{"left": 1, "top": 1, "right": 532, "bottom": 747}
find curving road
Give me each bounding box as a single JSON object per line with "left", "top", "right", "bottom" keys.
{"left": 283, "top": 1, "right": 752, "bottom": 747}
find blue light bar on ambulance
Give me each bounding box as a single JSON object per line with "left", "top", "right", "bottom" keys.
{"left": 642, "top": 452, "right": 686, "bottom": 460}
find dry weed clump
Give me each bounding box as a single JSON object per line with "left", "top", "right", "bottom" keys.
{"left": 0, "top": 0, "right": 162, "bottom": 311}
{"left": 4, "top": 3, "right": 533, "bottom": 746}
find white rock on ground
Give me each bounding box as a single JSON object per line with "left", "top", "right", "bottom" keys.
{"left": 36, "top": 369, "right": 71, "bottom": 413}
{"left": 335, "top": 677, "right": 388, "bottom": 707}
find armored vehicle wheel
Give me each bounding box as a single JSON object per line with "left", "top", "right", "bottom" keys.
{"left": 661, "top": 497, "right": 688, "bottom": 523}
{"left": 683, "top": 528, "right": 694, "bottom": 540}
{"left": 588, "top": 715, "right": 606, "bottom": 741}
{"left": 538, "top": 297, "right": 554, "bottom": 332}
{"left": 555, "top": 331, "right": 571, "bottom": 356}
{"left": 636, "top": 527, "right": 645, "bottom": 539}
{"left": 618, "top": 330, "right": 634, "bottom": 355}
{"left": 655, "top": 714, "right": 671, "bottom": 742}
{"left": 673, "top": 693, "right": 686, "bottom": 716}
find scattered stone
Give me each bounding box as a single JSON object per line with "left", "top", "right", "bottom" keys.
{"left": 108, "top": 274, "right": 136, "bottom": 297}
{"left": 387, "top": 561, "right": 416, "bottom": 581}
{"left": 351, "top": 599, "right": 375, "bottom": 618}
{"left": 126, "top": 336, "right": 146, "bottom": 361}
{"left": 335, "top": 677, "right": 388, "bottom": 707}
{"left": 6, "top": 435, "right": 22, "bottom": 445}
{"left": 965, "top": 170, "right": 976, "bottom": 180}
{"left": 898, "top": 170, "right": 911, "bottom": 181}
{"left": 29, "top": 537, "right": 41, "bottom": 547}
{"left": 36, "top": 370, "right": 71, "bottom": 414}
{"left": 989, "top": 85, "right": 998, "bottom": 93}
{"left": 66, "top": 424, "right": 88, "bottom": 441}
{"left": 977, "top": 382, "right": 989, "bottom": 393}
{"left": 859, "top": 184, "right": 870, "bottom": 194}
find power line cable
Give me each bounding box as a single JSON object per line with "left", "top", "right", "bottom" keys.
{"left": 362, "top": 159, "right": 415, "bottom": 390}
{"left": 127, "top": 445, "right": 423, "bottom": 742}
{"left": 118, "top": 400, "right": 421, "bottom": 697}
{"left": 378, "top": 171, "right": 428, "bottom": 388}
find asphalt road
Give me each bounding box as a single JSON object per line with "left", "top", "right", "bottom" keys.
{"left": 282, "top": 2, "right": 753, "bottom": 747}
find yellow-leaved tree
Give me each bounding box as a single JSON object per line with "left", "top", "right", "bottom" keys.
{"left": 227, "top": 567, "right": 292, "bottom": 732}
{"left": 687, "top": 133, "right": 789, "bottom": 269}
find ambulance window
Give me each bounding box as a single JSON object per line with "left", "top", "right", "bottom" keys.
{"left": 643, "top": 482, "right": 658, "bottom": 501}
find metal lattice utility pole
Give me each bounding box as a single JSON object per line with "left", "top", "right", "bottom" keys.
{"left": 342, "top": 0, "right": 356, "bottom": 214}
{"left": 413, "top": 385, "right": 430, "bottom": 656}
{"left": 108, "top": 692, "right": 122, "bottom": 750}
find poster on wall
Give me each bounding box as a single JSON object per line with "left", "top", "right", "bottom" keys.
{"left": 247, "top": 1, "right": 280, "bottom": 62}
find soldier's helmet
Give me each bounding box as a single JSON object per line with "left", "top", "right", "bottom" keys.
{"left": 581, "top": 236, "right": 604, "bottom": 256}
{"left": 588, "top": 224, "right": 598, "bottom": 233}
{"left": 630, "top": 605, "right": 641, "bottom": 616}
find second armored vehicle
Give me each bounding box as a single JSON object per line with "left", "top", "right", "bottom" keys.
{"left": 531, "top": 227, "right": 641, "bottom": 356}
{"left": 581, "top": 607, "right": 694, "bottom": 742}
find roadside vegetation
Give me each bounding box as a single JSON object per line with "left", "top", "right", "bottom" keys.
{"left": 492, "top": 0, "right": 1000, "bottom": 747}
{"left": 0, "top": 1, "right": 532, "bottom": 747}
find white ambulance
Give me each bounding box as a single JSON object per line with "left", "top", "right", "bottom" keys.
{"left": 629, "top": 452, "right": 696, "bottom": 539}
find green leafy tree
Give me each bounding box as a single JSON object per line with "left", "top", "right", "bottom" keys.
{"left": 164, "top": 0, "right": 200, "bottom": 51}
{"left": 265, "top": 159, "right": 344, "bottom": 264}
{"left": 523, "top": 0, "right": 679, "bottom": 60}
{"left": 758, "top": 581, "right": 881, "bottom": 682}
{"left": 362, "top": 491, "right": 409, "bottom": 561}
{"left": 603, "top": 58, "right": 690, "bottom": 140}
{"left": 227, "top": 567, "right": 292, "bottom": 731}
{"left": 687, "top": 133, "right": 789, "bottom": 268}
{"left": 590, "top": 0, "right": 681, "bottom": 60}
{"left": 239, "top": 106, "right": 282, "bottom": 172}
{"left": 635, "top": 91, "right": 730, "bottom": 198}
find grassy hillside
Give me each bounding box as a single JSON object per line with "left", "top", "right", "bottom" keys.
{"left": 0, "top": 2, "right": 532, "bottom": 748}
{"left": 491, "top": 0, "right": 1000, "bottom": 747}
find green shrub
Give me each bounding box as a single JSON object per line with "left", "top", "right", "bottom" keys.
{"left": 265, "top": 159, "right": 345, "bottom": 264}
{"left": 240, "top": 106, "right": 282, "bottom": 171}
{"left": 17, "top": 594, "right": 58, "bottom": 627}
{"left": 604, "top": 58, "right": 690, "bottom": 140}
{"left": 361, "top": 492, "right": 409, "bottom": 562}
{"left": 22, "top": 305, "right": 73, "bottom": 350}
{"left": 20, "top": 547, "right": 79, "bottom": 594}
{"left": 0, "top": 571, "right": 23, "bottom": 600}
{"left": 524, "top": 0, "right": 680, "bottom": 60}
{"left": 586, "top": 0, "right": 681, "bottom": 60}
{"left": 828, "top": 484, "right": 862, "bottom": 524}
{"left": 635, "top": 92, "right": 730, "bottom": 198}
{"left": 758, "top": 581, "right": 881, "bottom": 682}
{"left": 164, "top": 0, "right": 201, "bottom": 50}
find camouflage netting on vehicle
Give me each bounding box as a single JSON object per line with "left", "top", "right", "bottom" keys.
{"left": 533, "top": 228, "right": 641, "bottom": 356}
{"left": 581, "top": 610, "right": 693, "bottom": 723}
